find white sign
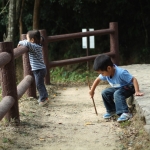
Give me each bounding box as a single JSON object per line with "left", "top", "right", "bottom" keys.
{"left": 82, "top": 28, "right": 95, "bottom": 49}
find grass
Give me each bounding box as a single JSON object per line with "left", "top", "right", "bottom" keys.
{"left": 119, "top": 120, "right": 131, "bottom": 128}
{"left": 50, "top": 64, "right": 98, "bottom": 85}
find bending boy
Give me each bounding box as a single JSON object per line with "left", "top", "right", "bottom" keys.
{"left": 89, "top": 55, "right": 143, "bottom": 122}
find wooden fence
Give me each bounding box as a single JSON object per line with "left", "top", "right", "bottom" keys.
{"left": 0, "top": 22, "right": 119, "bottom": 124}
{"left": 39, "top": 22, "right": 119, "bottom": 84}
{"left": 0, "top": 42, "right": 36, "bottom": 124}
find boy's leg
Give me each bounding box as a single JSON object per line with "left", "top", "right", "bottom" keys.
{"left": 33, "top": 68, "right": 48, "bottom": 102}
{"left": 114, "top": 86, "right": 135, "bottom": 115}
{"left": 101, "top": 87, "right": 116, "bottom": 114}
{"left": 114, "top": 86, "right": 135, "bottom": 122}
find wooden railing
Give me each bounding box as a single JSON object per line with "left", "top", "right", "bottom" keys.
{"left": 0, "top": 42, "right": 36, "bottom": 124}
{"left": 0, "top": 22, "right": 119, "bottom": 124}
{"left": 40, "top": 22, "right": 119, "bottom": 84}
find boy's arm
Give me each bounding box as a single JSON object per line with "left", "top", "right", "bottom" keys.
{"left": 132, "top": 77, "right": 144, "bottom": 96}
{"left": 18, "top": 40, "right": 28, "bottom": 47}
{"left": 18, "top": 40, "right": 34, "bottom": 52}
{"left": 89, "top": 77, "right": 101, "bottom": 98}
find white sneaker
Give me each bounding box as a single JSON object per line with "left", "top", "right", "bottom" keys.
{"left": 39, "top": 98, "right": 49, "bottom": 107}
{"left": 117, "top": 113, "right": 132, "bottom": 122}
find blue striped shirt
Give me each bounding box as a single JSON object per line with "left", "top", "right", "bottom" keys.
{"left": 19, "top": 40, "right": 46, "bottom": 71}
{"left": 99, "top": 65, "right": 133, "bottom": 88}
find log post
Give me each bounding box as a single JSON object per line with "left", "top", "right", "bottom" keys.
{"left": 21, "top": 34, "right": 37, "bottom": 98}
{"left": 109, "top": 22, "right": 119, "bottom": 65}
{"left": 0, "top": 42, "right": 20, "bottom": 124}
{"left": 39, "top": 29, "right": 50, "bottom": 84}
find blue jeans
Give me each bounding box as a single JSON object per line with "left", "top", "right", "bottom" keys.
{"left": 101, "top": 85, "right": 135, "bottom": 115}
{"left": 33, "top": 68, "right": 48, "bottom": 102}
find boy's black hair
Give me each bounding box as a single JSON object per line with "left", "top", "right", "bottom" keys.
{"left": 93, "top": 54, "right": 113, "bottom": 71}
{"left": 27, "top": 30, "right": 41, "bottom": 45}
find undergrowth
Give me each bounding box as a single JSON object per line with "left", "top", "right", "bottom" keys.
{"left": 50, "top": 64, "right": 98, "bottom": 85}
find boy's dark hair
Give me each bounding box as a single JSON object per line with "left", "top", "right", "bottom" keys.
{"left": 27, "top": 30, "right": 41, "bottom": 45}
{"left": 93, "top": 54, "right": 113, "bottom": 71}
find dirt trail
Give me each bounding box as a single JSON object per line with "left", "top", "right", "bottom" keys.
{"left": 0, "top": 84, "right": 122, "bottom": 150}
{"left": 31, "top": 84, "right": 121, "bottom": 150}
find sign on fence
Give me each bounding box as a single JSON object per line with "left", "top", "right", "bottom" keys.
{"left": 82, "top": 28, "right": 95, "bottom": 49}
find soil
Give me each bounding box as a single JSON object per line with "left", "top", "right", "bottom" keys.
{"left": 0, "top": 83, "right": 149, "bottom": 150}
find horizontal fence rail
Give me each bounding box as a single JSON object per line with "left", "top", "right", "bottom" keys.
{"left": 0, "top": 96, "right": 15, "bottom": 120}
{"left": 0, "top": 52, "right": 11, "bottom": 67}
{"left": 48, "top": 28, "right": 114, "bottom": 42}
{"left": 14, "top": 46, "right": 28, "bottom": 59}
{"left": 49, "top": 52, "right": 115, "bottom": 68}
{"left": 17, "top": 75, "right": 34, "bottom": 99}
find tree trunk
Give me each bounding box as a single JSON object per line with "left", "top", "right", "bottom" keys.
{"left": 33, "top": 0, "right": 41, "bottom": 30}
{"left": 5, "top": 0, "right": 16, "bottom": 42}
{"left": 19, "top": 0, "right": 25, "bottom": 38}
{"left": 16, "top": 0, "right": 22, "bottom": 27}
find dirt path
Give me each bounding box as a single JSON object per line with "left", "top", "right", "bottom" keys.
{"left": 32, "top": 84, "right": 121, "bottom": 150}
{"left": 0, "top": 84, "right": 122, "bottom": 150}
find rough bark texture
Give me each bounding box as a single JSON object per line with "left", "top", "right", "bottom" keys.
{"left": 19, "top": 0, "right": 25, "bottom": 38}
{"left": 0, "top": 42, "right": 20, "bottom": 123}
{"left": 16, "top": 0, "right": 22, "bottom": 37}
{"left": 33, "top": 0, "right": 41, "bottom": 29}
{"left": 5, "top": 0, "right": 16, "bottom": 42}
{"left": 16, "top": 0, "right": 22, "bottom": 24}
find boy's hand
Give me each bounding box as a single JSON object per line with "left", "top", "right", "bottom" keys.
{"left": 89, "top": 90, "right": 94, "bottom": 98}
{"left": 135, "top": 91, "right": 144, "bottom": 96}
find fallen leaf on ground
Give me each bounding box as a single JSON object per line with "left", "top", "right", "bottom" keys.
{"left": 85, "top": 122, "right": 95, "bottom": 125}
{"left": 39, "top": 138, "right": 45, "bottom": 141}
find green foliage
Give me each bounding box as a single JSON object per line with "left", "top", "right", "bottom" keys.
{"left": 2, "top": 137, "right": 13, "bottom": 144}
{"left": 50, "top": 64, "right": 97, "bottom": 84}
{"left": 119, "top": 120, "right": 131, "bottom": 128}
{"left": 1, "top": 0, "right": 150, "bottom": 63}
{"left": 0, "top": 1, "right": 9, "bottom": 41}
{"left": 39, "top": 0, "right": 150, "bottom": 64}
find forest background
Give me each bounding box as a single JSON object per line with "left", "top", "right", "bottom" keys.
{"left": 0, "top": 0, "right": 150, "bottom": 65}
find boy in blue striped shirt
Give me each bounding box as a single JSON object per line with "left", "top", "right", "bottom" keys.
{"left": 18, "top": 30, "right": 48, "bottom": 106}
{"left": 89, "top": 55, "right": 143, "bottom": 122}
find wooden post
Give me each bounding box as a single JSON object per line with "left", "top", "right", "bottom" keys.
{"left": 109, "top": 22, "right": 119, "bottom": 65}
{"left": 39, "top": 29, "right": 50, "bottom": 85}
{"left": 86, "top": 32, "right": 90, "bottom": 71}
{"left": 0, "top": 42, "right": 20, "bottom": 124}
{"left": 21, "top": 34, "right": 37, "bottom": 98}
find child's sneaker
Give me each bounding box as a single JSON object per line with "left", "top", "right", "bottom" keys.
{"left": 37, "top": 98, "right": 40, "bottom": 103}
{"left": 39, "top": 98, "right": 49, "bottom": 107}
{"left": 117, "top": 113, "right": 132, "bottom": 122}
{"left": 103, "top": 112, "right": 116, "bottom": 119}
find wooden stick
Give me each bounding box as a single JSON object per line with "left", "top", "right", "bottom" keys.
{"left": 87, "top": 76, "right": 98, "bottom": 115}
